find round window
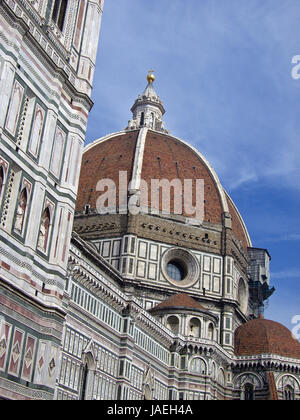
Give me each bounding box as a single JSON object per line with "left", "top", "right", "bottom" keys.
{"left": 166, "top": 260, "right": 187, "bottom": 281}
{"left": 162, "top": 248, "right": 200, "bottom": 288}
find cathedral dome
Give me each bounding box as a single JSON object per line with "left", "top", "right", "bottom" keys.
{"left": 76, "top": 130, "right": 250, "bottom": 249}
{"left": 234, "top": 317, "right": 300, "bottom": 359}
{"left": 76, "top": 74, "right": 251, "bottom": 251}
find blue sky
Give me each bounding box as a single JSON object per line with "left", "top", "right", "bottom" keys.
{"left": 86, "top": 0, "right": 300, "bottom": 334}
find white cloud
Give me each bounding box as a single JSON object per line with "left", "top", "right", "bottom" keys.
{"left": 271, "top": 269, "right": 300, "bottom": 280}
{"left": 265, "top": 233, "right": 300, "bottom": 243}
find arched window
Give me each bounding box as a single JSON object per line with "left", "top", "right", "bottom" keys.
{"left": 14, "top": 188, "right": 27, "bottom": 234}
{"left": 238, "top": 278, "right": 248, "bottom": 313}
{"left": 149, "top": 112, "right": 155, "bottom": 129}
{"left": 38, "top": 207, "right": 51, "bottom": 252}
{"left": 166, "top": 316, "right": 179, "bottom": 335}
{"left": 244, "top": 383, "right": 254, "bottom": 400}
{"left": 190, "top": 357, "right": 207, "bottom": 375}
{"left": 29, "top": 106, "right": 45, "bottom": 157}
{"left": 80, "top": 350, "right": 95, "bottom": 400}
{"left": 116, "top": 384, "right": 122, "bottom": 400}
{"left": 5, "top": 81, "right": 24, "bottom": 136}
{"left": 52, "top": 0, "right": 68, "bottom": 31}
{"left": 80, "top": 362, "right": 89, "bottom": 400}
{"left": 208, "top": 323, "right": 214, "bottom": 341}
{"left": 50, "top": 126, "right": 66, "bottom": 178}
{"left": 140, "top": 112, "right": 144, "bottom": 126}
{"left": 188, "top": 318, "right": 201, "bottom": 338}
{"left": 211, "top": 362, "right": 216, "bottom": 380}
{"left": 218, "top": 368, "right": 226, "bottom": 387}
{"left": 284, "top": 385, "right": 295, "bottom": 400}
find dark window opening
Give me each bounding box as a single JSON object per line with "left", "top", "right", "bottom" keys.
{"left": 167, "top": 259, "right": 186, "bottom": 281}
{"left": 81, "top": 363, "right": 88, "bottom": 400}
{"left": 52, "top": 0, "right": 68, "bottom": 31}
{"left": 284, "top": 386, "right": 294, "bottom": 400}
{"left": 244, "top": 384, "right": 254, "bottom": 400}
{"left": 140, "top": 112, "right": 144, "bottom": 126}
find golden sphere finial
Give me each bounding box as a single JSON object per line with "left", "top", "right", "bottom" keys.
{"left": 147, "top": 69, "right": 155, "bottom": 84}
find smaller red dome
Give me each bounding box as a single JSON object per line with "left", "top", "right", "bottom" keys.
{"left": 235, "top": 317, "right": 300, "bottom": 359}
{"left": 149, "top": 293, "right": 206, "bottom": 312}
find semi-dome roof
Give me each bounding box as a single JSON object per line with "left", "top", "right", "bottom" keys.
{"left": 149, "top": 293, "right": 206, "bottom": 312}
{"left": 76, "top": 74, "right": 251, "bottom": 250}
{"left": 234, "top": 317, "right": 300, "bottom": 359}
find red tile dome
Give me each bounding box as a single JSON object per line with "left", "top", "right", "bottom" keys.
{"left": 235, "top": 317, "right": 300, "bottom": 359}
{"left": 76, "top": 129, "right": 251, "bottom": 250}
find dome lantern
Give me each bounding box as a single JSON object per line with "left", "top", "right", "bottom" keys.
{"left": 126, "top": 72, "right": 169, "bottom": 133}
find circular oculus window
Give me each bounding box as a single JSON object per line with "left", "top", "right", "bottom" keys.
{"left": 162, "top": 248, "right": 200, "bottom": 288}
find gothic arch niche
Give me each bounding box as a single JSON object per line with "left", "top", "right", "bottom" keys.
{"left": 28, "top": 104, "right": 45, "bottom": 158}
{"left": 80, "top": 340, "right": 96, "bottom": 400}
{"left": 188, "top": 317, "right": 201, "bottom": 338}
{"left": 166, "top": 315, "right": 179, "bottom": 335}
{"left": 234, "top": 372, "right": 264, "bottom": 400}
{"left": 14, "top": 187, "right": 28, "bottom": 235}
{"left": 5, "top": 80, "right": 24, "bottom": 136}
{"left": 244, "top": 383, "right": 254, "bottom": 400}
{"left": 237, "top": 277, "right": 248, "bottom": 314}
{"left": 143, "top": 365, "right": 154, "bottom": 400}
{"left": 277, "top": 374, "right": 300, "bottom": 400}
{"left": 50, "top": 126, "right": 66, "bottom": 179}
{"left": 38, "top": 207, "right": 51, "bottom": 252}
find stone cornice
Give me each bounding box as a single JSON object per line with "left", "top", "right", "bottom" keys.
{"left": 232, "top": 353, "right": 300, "bottom": 372}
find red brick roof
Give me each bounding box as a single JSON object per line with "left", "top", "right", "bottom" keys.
{"left": 235, "top": 318, "right": 300, "bottom": 359}
{"left": 226, "top": 192, "right": 250, "bottom": 251}
{"left": 149, "top": 293, "right": 206, "bottom": 312}
{"left": 76, "top": 131, "right": 139, "bottom": 211}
